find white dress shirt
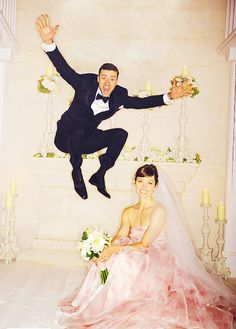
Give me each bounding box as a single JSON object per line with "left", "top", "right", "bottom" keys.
{"left": 91, "top": 89, "right": 110, "bottom": 115}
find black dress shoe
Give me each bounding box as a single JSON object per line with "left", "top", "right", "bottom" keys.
{"left": 89, "top": 174, "right": 111, "bottom": 199}
{"left": 72, "top": 169, "right": 88, "bottom": 199}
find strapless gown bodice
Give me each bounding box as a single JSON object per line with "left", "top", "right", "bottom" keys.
{"left": 116, "top": 225, "right": 166, "bottom": 245}
{"left": 129, "top": 225, "right": 148, "bottom": 241}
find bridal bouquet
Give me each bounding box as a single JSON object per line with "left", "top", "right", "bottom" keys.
{"left": 171, "top": 67, "right": 200, "bottom": 98}
{"left": 78, "top": 228, "right": 112, "bottom": 284}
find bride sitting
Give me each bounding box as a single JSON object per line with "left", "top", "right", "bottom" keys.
{"left": 55, "top": 164, "right": 236, "bottom": 329}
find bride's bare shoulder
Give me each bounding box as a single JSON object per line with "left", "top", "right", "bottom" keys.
{"left": 152, "top": 201, "right": 167, "bottom": 217}
{"left": 122, "top": 203, "right": 139, "bottom": 214}
{"left": 153, "top": 201, "right": 166, "bottom": 210}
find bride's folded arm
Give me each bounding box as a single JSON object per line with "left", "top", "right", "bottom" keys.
{"left": 99, "top": 206, "right": 167, "bottom": 262}
{"left": 111, "top": 207, "right": 132, "bottom": 244}
{"left": 98, "top": 208, "right": 131, "bottom": 262}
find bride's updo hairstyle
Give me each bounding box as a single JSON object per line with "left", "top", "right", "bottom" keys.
{"left": 134, "top": 164, "right": 159, "bottom": 186}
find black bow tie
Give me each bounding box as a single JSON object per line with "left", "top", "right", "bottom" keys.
{"left": 96, "top": 93, "right": 109, "bottom": 103}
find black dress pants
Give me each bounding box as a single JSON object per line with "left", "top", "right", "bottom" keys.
{"left": 54, "top": 116, "right": 128, "bottom": 172}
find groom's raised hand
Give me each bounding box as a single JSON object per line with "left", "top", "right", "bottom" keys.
{"left": 36, "top": 14, "right": 59, "bottom": 44}
{"left": 169, "top": 79, "right": 193, "bottom": 100}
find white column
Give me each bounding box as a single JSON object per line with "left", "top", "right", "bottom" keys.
{"left": 0, "top": 0, "right": 18, "bottom": 148}
{"left": 0, "top": 48, "right": 12, "bottom": 150}
{"left": 0, "top": 61, "right": 6, "bottom": 149}
{"left": 224, "top": 47, "right": 236, "bottom": 277}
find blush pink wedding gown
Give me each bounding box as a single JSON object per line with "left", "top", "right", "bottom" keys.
{"left": 54, "top": 226, "right": 235, "bottom": 329}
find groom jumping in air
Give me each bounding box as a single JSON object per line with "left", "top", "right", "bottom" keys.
{"left": 36, "top": 14, "right": 190, "bottom": 200}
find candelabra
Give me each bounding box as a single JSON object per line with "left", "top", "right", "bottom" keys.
{"left": 39, "top": 93, "right": 55, "bottom": 155}
{"left": 137, "top": 109, "right": 153, "bottom": 161}
{"left": 0, "top": 195, "right": 19, "bottom": 263}
{"left": 174, "top": 97, "right": 193, "bottom": 162}
{"left": 214, "top": 218, "right": 231, "bottom": 279}
{"left": 199, "top": 203, "right": 215, "bottom": 272}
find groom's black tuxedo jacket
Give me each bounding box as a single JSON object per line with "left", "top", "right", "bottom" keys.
{"left": 46, "top": 47, "right": 166, "bottom": 132}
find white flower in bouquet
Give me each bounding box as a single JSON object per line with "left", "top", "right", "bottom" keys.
{"left": 78, "top": 228, "right": 112, "bottom": 284}
{"left": 41, "top": 78, "right": 57, "bottom": 92}
{"left": 80, "top": 240, "right": 92, "bottom": 261}
{"left": 90, "top": 236, "right": 107, "bottom": 253}
{"left": 37, "top": 65, "right": 60, "bottom": 94}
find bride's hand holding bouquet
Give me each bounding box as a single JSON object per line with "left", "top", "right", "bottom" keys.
{"left": 78, "top": 228, "right": 112, "bottom": 284}
{"left": 98, "top": 245, "right": 119, "bottom": 262}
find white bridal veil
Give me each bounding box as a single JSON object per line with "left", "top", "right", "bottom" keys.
{"left": 153, "top": 167, "right": 236, "bottom": 302}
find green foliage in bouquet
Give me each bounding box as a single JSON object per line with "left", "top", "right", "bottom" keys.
{"left": 37, "top": 73, "right": 59, "bottom": 94}
{"left": 172, "top": 75, "right": 200, "bottom": 98}
{"left": 37, "top": 78, "right": 51, "bottom": 94}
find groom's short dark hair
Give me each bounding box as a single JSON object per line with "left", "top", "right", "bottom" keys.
{"left": 99, "top": 63, "right": 119, "bottom": 78}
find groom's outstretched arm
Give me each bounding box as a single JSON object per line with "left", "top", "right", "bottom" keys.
{"left": 36, "top": 14, "right": 81, "bottom": 89}
{"left": 123, "top": 80, "right": 192, "bottom": 109}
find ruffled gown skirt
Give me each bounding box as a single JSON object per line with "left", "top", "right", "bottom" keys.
{"left": 54, "top": 227, "right": 235, "bottom": 329}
